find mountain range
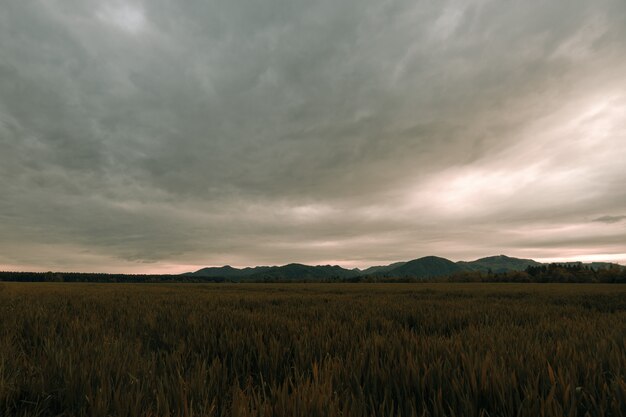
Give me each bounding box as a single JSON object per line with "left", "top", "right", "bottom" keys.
{"left": 186, "top": 255, "right": 620, "bottom": 281}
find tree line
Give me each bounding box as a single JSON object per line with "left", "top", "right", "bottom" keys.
{"left": 0, "top": 263, "right": 624, "bottom": 283}
{"left": 352, "top": 263, "right": 626, "bottom": 284}
{"left": 0, "top": 271, "right": 227, "bottom": 283}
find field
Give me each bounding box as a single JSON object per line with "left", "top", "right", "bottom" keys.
{"left": 0, "top": 283, "right": 624, "bottom": 417}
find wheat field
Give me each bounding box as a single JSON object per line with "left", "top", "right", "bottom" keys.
{"left": 0, "top": 283, "right": 624, "bottom": 417}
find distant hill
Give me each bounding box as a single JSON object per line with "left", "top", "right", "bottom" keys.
{"left": 187, "top": 255, "right": 625, "bottom": 281}
{"left": 187, "top": 265, "right": 271, "bottom": 278}
{"left": 187, "top": 256, "right": 554, "bottom": 280}
{"left": 360, "top": 262, "right": 407, "bottom": 275}
{"left": 552, "top": 261, "right": 623, "bottom": 271}
{"left": 188, "top": 263, "right": 359, "bottom": 281}
{"left": 246, "top": 263, "right": 359, "bottom": 281}
{"left": 2, "top": 255, "right": 624, "bottom": 283}
{"left": 383, "top": 256, "right": 465, "bottom": 279}
{"left": 458, "top": 255, "right": 542, "bottom": 273}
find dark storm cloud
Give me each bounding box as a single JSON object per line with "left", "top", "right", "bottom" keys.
{"left": 1, "top": 0, "right": 625, "bottom": 272}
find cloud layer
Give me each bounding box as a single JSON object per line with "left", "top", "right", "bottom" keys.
{"left": 1, "top": 0, "right": 625, "bottom": 272}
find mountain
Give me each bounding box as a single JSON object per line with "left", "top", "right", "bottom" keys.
{"left": 550, "top": 261, "right": 625, "bottom": 271}
{"left": 246, "top": 263, "right": 359, "bottom": 281}
{"left": 587, "top": 262, "right": 625, "bottom": 270}
{"left": 187, "top": 255, "right": 623, "bottom": 281}
{"left": 384, "top": 256, "right": 466, "bottom": 279}
{"left": 188, "top": 263, "right": 359, "bottom": 281}
{"left": 187, "top": 265, "right": 271, "bottom": 278}
{"left": 188, "top": 265, "right": 245, "bottom": 277}
{"left": 458, "top": 255, "right": 542, "bottom": 273}
{"left": 360, "top": 262, "right": 407, "bottom": 275}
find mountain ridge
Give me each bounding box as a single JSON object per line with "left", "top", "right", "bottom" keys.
{"left": 187, "top": 255, "right": 623, "bottom": 281}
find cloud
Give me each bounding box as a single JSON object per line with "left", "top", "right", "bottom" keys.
{"left": 1, "top": 0, "right": 625, "bottom": 272}
{"left": 593, "top": 215, "right": 626, "bottom": 224}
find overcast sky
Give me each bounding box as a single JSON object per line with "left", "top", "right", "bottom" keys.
{"left": 1, "top": 0, "right": 625, "bottom": 273}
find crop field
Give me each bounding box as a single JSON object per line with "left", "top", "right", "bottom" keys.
{"left": 0, "top": 283, "right": 624, "bottom": 417}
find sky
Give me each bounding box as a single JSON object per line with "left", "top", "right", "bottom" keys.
{"left": 1, "top": 0, "right": 625, "bottom": 273}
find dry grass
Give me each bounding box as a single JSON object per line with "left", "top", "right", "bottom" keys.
{"left": 0, "top": 283, "right": 624, "bottom": 417}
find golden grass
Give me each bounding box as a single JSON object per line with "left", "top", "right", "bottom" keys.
{"left": 0, "top": 283, "right": 624, "bottom": 416}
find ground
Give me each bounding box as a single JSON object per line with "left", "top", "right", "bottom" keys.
{"left": 0, "top": 283, "right": 624, "bottom": 416}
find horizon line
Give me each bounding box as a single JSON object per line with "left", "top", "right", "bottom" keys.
{"left": 2, "top": 254, "right": 624, "bottom": 275}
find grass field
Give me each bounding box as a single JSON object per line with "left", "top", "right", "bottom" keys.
{"left": 0, "top": 283, "right": 624, "bottom": 417}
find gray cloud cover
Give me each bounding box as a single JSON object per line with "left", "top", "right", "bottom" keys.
{"left": 1, "top": 0, "right": 625, "bottom": 272}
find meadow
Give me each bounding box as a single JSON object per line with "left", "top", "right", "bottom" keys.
{"left": 0, "top": 283, "right": 624, "bottom": 417}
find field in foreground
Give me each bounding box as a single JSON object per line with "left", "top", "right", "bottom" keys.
{"left": 0, "top": 283, "right": 624, "bottom": 417}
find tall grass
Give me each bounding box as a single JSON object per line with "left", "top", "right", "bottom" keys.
{"left": 0, "top": 283, "right": 624, "bottom": 416}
